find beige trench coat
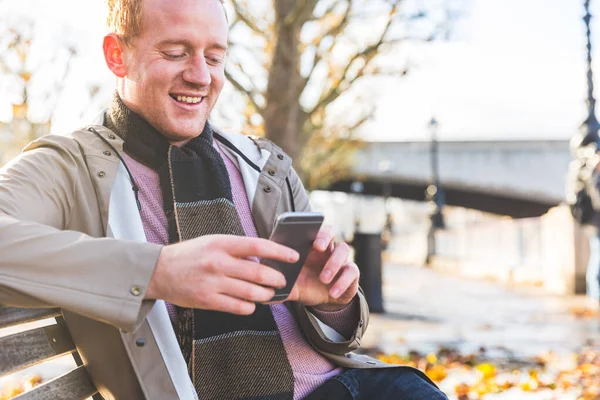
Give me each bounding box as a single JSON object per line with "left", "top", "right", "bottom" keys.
{"left": 0, "top": 122, "right": 394, "bottom": 399}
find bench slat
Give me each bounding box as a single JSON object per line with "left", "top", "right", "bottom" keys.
{"left": 0, "top": 323, "right": 76, "bottom": 377}
{"left": 0, "top": 308, "right": 61, "bottom": 329}
{"left": 13, "top": 366, "right": 98, "bottom": 400}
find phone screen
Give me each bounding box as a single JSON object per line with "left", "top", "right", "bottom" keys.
{"left": 263, "top": 212, "right": 324, "bottom": 301}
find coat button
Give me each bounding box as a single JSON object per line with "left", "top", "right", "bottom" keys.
{"left": 277, "top": 154, "right": 284, "bottom": 160}
{"left": 268, "top": 169, "right": 275, "bottom": 176}
{"left": 264, "top": 186, "right": 272, "bottom": 193}
{"left": 103, "top": 150, "right": 111, "bottom": 157}
{"left": 136, "top": 338, "right": 146, "bottom": 347}
{"left": 97, "top": 171, "right": 106, "bottom": 178}
{"left": 109, "top": 134, "right": 116, "bottom": 140}
{"left": 130, "top": 286, "right": 141, "bottom": 296}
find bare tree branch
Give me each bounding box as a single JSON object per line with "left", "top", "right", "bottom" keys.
{"left": 230, "top": 0, "right": 270, "bottom": 39}
{"left": 315, "top": 0, "right": 353, "bottom": 41}
{"left": 47, "top": 46, "right": 76, "bottom": 121}
{"left": 346, "top": 108, "right": 373, "bottom": 134}
{"left": 364, "top": 65, "right": 409, "bottom": 78}
{"left": 307, "top": 2, "right": 402, "bottom": 118}
{"left": 284, "top": 0, "right": 320, "bottom": 26}
{"left": 229, "top": 52, "right": 262, "bottom": 92}
{"left": 225, "top": 0, "right": 446, "bottom": 185}
{"left": 300, "top": 124, "right": 365, "bottom": 189}
{"left": 228, "top": 38, "right": 261, "bottom": 54}
{"left": 224, "top": 68, "right": 264, "bottom": 113}
{"left": 308, "top": 0, "right": 344, "bottom": 22}
{"left": 300, "top": 0, "right": 353, "bottom": 92}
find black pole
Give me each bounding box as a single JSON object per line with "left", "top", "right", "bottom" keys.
{"left": 354, "top": 232, "right": 385, "bottom": 313}
{"left": 431, "top": 119, "right": 440, "bottom": 190}
{"left": 426, "top": 118, "right": 445, "bottom": 265}
{"left": 580, "top": 0, "right": 600, "bottom": 146}
{"left": 350, "top": 182, "right": 385, "bottom": 313}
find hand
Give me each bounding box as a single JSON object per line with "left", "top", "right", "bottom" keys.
{"left": 146, "top": 235, "right": 299, "bottom": 315}
{"left": 286, "top": 226, "right": 359, "bottom": 309}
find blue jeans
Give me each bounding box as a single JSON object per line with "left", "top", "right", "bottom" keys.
{"left": 305, "top": 367, "right": 448, "bottom": 400}
{"left": 587, "top": 233, "right": 600, "bottom": 300}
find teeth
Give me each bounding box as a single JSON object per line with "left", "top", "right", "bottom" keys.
{"left": 174, "top": 95, "right": 202, "bottom": 104}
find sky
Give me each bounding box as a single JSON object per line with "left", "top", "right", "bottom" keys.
{"left": 0, "top": 0, "right": 596, "bottom": 142}
{"left": 369, "top": 0, "right": 589, "bottom": 142}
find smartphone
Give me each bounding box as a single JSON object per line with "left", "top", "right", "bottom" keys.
{"left": 263, "top": 211, "right": 325, "bottom": 301}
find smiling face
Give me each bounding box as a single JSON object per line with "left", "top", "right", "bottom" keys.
{"left": 115, "top": 0, "right": 228, "bottom": 145}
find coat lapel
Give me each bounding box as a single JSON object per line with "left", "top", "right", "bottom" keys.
{"left": 213, "top": 130, "right": 293, "bottom": 239}
{"left": 108, "top": 161, "right": 197, "bottom": 400}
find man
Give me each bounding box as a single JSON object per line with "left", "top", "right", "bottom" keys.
{"left": 0, "top": 0, "right": 447, "bottom": 398}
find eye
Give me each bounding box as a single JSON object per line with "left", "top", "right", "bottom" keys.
{"left": 162, "top": 52, "right": 186, "bottom": 60}
{"left": 206, "top": 57, "right": 223, "bottom": 66}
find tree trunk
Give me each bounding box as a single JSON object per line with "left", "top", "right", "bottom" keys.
{"left": 263, "top": 0, "right": 306, "bottom": 162}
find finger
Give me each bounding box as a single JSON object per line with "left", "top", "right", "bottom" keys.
{"left": 216, "top": 235, "right": 299, "bottom": 262}
{"left": 329, "top": 263, "right": 359, "bottom": 299}
{"left": 223, "top": 257, "right": 286, "bottom": 288}
{"left": 219, "top": 277, "right": 276, "bottom": 303}
{"left": 313, "top": 225, "right": 335, "bottom": 252}
{"left": 320, "top": 242, "right": 351, "bottom": 284}
{"left": 210, "top": 294, "right": 257, "bottom": 315}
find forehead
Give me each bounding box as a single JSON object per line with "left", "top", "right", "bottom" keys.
{"left": 140, "top": 0, "right": 228, "bottom": 45}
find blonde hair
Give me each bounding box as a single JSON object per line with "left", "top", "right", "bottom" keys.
{"left": 106, "top": 0, "right": 226, "bottom": 47}
{"left": 106, "top": 0, "right": 144, "bottom": 47}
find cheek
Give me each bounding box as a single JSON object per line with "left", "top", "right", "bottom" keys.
{"left": 211, "top": 69, "right": 226, "bottom": 92}
{"left": 144, "top": 62, "right": 180, "bottom": 87}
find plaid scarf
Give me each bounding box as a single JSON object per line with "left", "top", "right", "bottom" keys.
{"left": 105, "top": 94, "right": 294, "bottom": 400}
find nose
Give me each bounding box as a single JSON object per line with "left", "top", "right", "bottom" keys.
{"left": 182, "top": 54, "right": 212, "bottom": 87}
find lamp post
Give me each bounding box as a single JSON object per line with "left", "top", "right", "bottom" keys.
{"left": 378, "top": 160, "right": 395, "bottom": 251}
{"left": 575, "top": 0, "right": 600, "bottom": 149}
{"left": 425, "top": 117, "right": 445, "bottom": 265}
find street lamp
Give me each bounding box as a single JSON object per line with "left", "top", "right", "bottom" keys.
{"left": 425, "top": 117, "right": 445, "bottom": 265}
{"left": 378, "top": 158, "right": 395, "bottom": 211}
{"left": 350, "top": 180, "right": 364, "bottom": 233}
{"left": 573, "top": 0, "right": 600, "bottom": 151}
{"left": 378, "top": 160, "right": 395, "bottom": 250}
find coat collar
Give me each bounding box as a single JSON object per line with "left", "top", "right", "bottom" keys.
{"left": 86, "top": 111, "right": 294, "bottom": 237}
{"left": 92, "top": 110, "right": 292, "bottom": 178}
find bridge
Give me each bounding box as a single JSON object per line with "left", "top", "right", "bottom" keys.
{"left": 327, "top": 140, "right": 572, "bottom": 218}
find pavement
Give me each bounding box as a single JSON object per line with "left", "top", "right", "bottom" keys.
{"left": 362, "top": 264, "right": 600, "bottom": 358}
{"left": 361, "top": 264, "right": 600, "bottom": 399}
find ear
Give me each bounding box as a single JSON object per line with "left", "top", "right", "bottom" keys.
{"left": 103, "top": 33, "right": 127, "bottom": 78}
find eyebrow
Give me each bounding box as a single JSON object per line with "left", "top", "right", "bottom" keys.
{"left": 157, "top": 39, "right": 228, "bottom": 51}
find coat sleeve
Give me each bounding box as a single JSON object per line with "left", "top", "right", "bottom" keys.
{"left": 286, "top": 166, "right": 370, "bottom": 353}
{"left": 0, "top": 136, "right": 161, "bottom": 332}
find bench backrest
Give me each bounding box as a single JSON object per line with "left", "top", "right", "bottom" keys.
{"left": 0, "top": 307, "right": 101, "bottom": 400}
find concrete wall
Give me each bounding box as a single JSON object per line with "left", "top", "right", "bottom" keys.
{"left": 388, "top": 206, "right": 588, "bottom": 295}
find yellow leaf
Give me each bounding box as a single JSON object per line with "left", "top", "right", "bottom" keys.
{"left": 475, "top": 363, "right": 497, "bottom": 379}
{"left": 426, "top": 353, "right": 438, "bottom": 364}
{"left": 426, "top": 364, "right": 448, "bottom": 382}
{"left": 19, "top": 72, "right": 31, "bottom": 82}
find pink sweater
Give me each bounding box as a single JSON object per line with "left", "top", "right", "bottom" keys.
{"left": 122, "top": 143, "right": 355, "bottom": 399}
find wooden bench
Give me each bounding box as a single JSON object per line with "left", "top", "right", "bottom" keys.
{"left": 0, "top": 307, "right": 101, "bottom": 400}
